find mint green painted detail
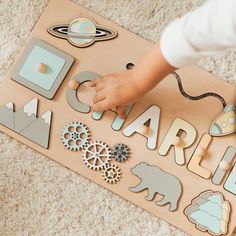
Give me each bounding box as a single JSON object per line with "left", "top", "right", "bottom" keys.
{"left": 69, "top": 19, "right": 96, "bottom": 44}
{"left": 69, "top": 20, "right": 95, "bottom": 44}
{"left": 224, "top": 163, "right": 236, "bottom": 195}
{"left": 199, "top": 201, "right": 222, "bottom": 220}
{"left": 225, "top": 104, "right": 234, "bottom": 113}
{"left": 211, "top": 123, "right": 221, "bottom": 135}
{"left": 190, "top": 211, "right": 220, "bottom": 234}
{"left": 92, "top": 111, "right": 103, "bottom": 120}
{"left": 19, "top": 45, "right": 65, "bottom": 90}
{"left": 112, "top": 115, "right": 126, "bottom": 131}
{"left": 207, "top": 195, "right": 222, "bottom": 206}
{"left": 92, "top": 105, "right": 133, "bottom": 131}
{"left": 112, "top": 105, "right": 133, "bottom": 131}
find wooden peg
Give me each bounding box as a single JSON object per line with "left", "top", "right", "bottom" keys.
{"left": 37, "top": 63, "right": 47, "bottom": 73}
{"left": 138, "top": 125, "right": 151, "bottom": 136}
{"left": 195, "top": 147, "right": 206, "bottom": 157}
{"left": 219, "top": 160, "right": 230, "bottom": 171}
{"left": 212, "top": 146, "right": 236, "bottom": 185}
{"left": 187, "top": 133, "right": 212, "bottom": 179}
{"left": 173, "top": 137, "right": 182, "bottom": 147}
{"left": 68, "top": 80, "right": 79, "bottom": 90}
{"left": 158, "top": 118, "right": 197, "bottom": 166}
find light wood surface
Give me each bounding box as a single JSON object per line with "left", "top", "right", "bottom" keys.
{"left": 1, "top": 0, "right": 236, "bottom": 235}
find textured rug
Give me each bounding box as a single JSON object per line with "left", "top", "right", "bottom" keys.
{"left": 0, "top": 0, "right": 235, "bottom": 235}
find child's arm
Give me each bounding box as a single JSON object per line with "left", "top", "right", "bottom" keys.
{"left": 90, "top": 43, "right": 175, "bottom": 118}
{"left": 91, "top": 0, "right": 236, "bottom": 118}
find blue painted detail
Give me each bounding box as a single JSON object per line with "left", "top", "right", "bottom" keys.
{"left": 112, "top": 105, "right": 133, "bottom": 131}
{"left": 207, "top": 195, "right": 222, "bottom": 206}
{"left": 190, "top": 211, "right": 221, "bottom": 234}
{"left": 224, "top": 104, "right": 234, "bottom": 113}
{"left": 69, "top": 19, "right": 96, "bottom": 44}
{"left": 211, "top": 123, "right": 221, "bottom": 135}
{"left": 185, "top": 190, "right": 230, "bottom": 235}
{"left": 19, "top": 45, "right": 65, "bottom": 90}
{"left": 92, "top": 105, "right": 133, "bottom": 131}
{"left": 92, "top": 111, "right": 103, "bottom": 120}
{"left": 199, "top": 201, "right": 222, "bottom": 220}
{"left": 224, "top": 163, "right": 236, "bottom": 195}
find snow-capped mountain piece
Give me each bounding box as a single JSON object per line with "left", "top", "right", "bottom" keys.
{"left": 0, "top": 102, "right": 15, "bottom": 130}
{"left": 6, "top": 102, "right": 14, "bottom": 110}
{"left": 0, "top": 99, "right": 52, "bottom": 149}
{"left": 20, "top": 115, "right": 52, "bottom": 149}
{"left": 41, "top": 111, "right": 52, "bottom": 125}
{"left": 14, "top": 99, "right": 38, "bottom": 132}
{"left": 23, "top": 98, "right": 38, "bottom": 117}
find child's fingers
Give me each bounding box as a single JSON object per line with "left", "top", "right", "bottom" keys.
{"left": 95, "top": 82, "right": 105, "bottom": 92}
{"left": 90, "top": 76, "right": 107, "bottom": 87}
{"left": 93, "top": 92, "right": 106, "bottom": 103}
{"left": 89, "top": 77, "right": 102, "bottom": 87}
{"left": 116, "top": 106, "right": 127, "bottom": 119}
{"left": 92, "top": 99, "right": 111, "bottom": 112}
{"left": 89, "top": 80, "right": 97, "bottom": 87}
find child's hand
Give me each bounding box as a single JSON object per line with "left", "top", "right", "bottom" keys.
{"left": 90, "top": 42, "right": 175, "bottom": 119}
{"left": 90, "top": 70, "right": 142, "bottom": 119}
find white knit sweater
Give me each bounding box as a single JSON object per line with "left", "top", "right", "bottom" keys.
{"left": 160, "top": 0, "right": 236, "bottom": 68}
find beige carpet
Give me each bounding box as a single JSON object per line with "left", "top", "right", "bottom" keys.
{"left": 0, "top": 0, "right": 235, "bottom": 235}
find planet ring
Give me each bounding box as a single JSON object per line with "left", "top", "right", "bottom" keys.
{"left": 48, "top": 25, "right": 114, "bottom": 38}
{"left": 47, "top": 17, "right": 118, "bottom": 48}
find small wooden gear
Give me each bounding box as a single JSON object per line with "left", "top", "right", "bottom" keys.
{"left": 82, "top": 140, "right": 111, "bottom": 170}
{"left": 102, "top": 164, "right": 122, "bottom": 184}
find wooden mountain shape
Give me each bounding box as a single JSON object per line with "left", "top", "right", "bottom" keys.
{"left": 0, "top": 99, "right": 52, "bottom": 149}
{"left": 14, "top": 98, "right": 38, "bottom": 132}
{"left": 20, "top": 111, "right": 52, "bottom": 148}
{"left": 185, "top": 190, "right": 231, "bottom": 236}
{"left": 0, "top": 102, "right": 15, "bottom": 130}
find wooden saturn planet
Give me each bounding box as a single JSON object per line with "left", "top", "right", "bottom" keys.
{"left": 47, "top": 17, "right": 118, "bottom": 48}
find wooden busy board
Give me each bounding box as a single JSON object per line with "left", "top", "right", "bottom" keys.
{"left": 1, "top": 0, "right": 236, "bottom": 235}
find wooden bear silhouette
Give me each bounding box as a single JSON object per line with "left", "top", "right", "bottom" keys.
{"left": 130, "top": 162, "right": 182, "bottom": 211}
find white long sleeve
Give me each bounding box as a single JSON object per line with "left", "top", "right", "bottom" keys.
{"left": 160, "top": 0, "right": 236, "bottom": 68}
